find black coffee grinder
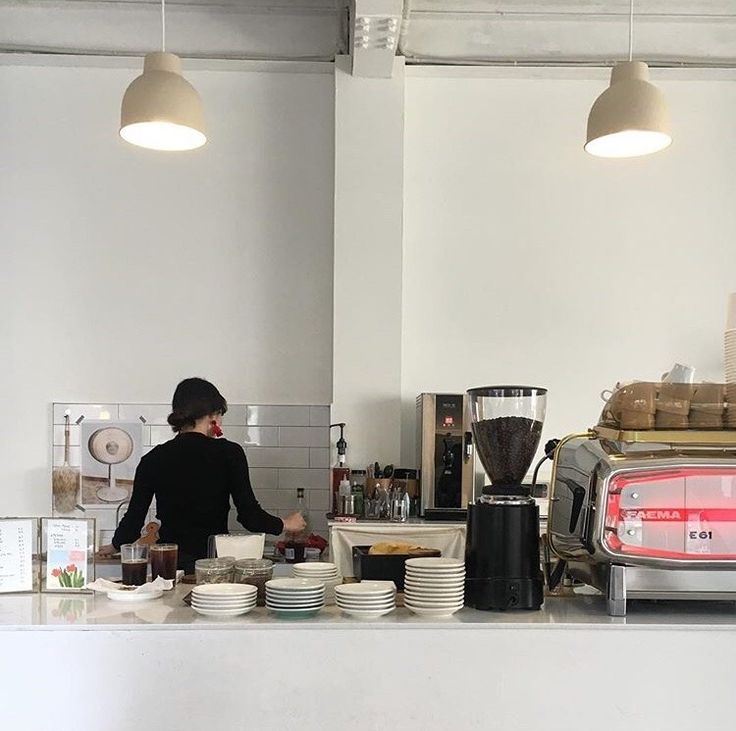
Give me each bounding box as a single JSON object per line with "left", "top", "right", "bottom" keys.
{"left": 465, "top": 386, "right": 547, "bottom": 611}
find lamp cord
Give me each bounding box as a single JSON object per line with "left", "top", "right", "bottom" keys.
{"left": 628, "top": 0, "right": 634, "bottom": 62}
{"left": 161, "top": 0, "right": 166, "bottom": 53}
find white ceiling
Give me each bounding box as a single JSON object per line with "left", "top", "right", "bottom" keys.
{"left": 1, "top": 0, "right": 736, "bottom": 64}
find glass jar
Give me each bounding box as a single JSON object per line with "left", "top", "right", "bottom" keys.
{"left": 232, "top": 558, "right": 273, "bottom": 606}
{"left": 194, "top": 557, "right": 235, "bottom": 585}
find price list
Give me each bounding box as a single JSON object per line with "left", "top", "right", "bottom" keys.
{"left": 0, "top": 519, "right": 34, "bottom": 593}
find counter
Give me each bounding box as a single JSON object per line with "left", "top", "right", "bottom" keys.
{"left": 2, "top": 586, "right": 736, "bottom": 730}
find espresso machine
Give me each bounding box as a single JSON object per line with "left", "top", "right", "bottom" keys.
{"left": 465, "top": 386, "right": 547, "bottom": 611}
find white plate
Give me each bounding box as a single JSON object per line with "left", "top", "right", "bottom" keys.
{"left": 404, "top": 576, "right": 465, "bottom": 586}
{"left": 266, "top": 594, "right": 325, "bottom": 603}
{"left": 192, "top": 591, "right": 258, "bottom": 604}
{"left": 336, "top": 598, "right": 395, "bottom": 606}
{"left": 339, "top": 607, "right": 395, "bottom": 620}
{"left": 107, "top": 589, "right": 163, "bottom": 603}
{"left": 266, "top": 578, "right": 324, "bottom": 591}
{"left": 292, "top": 562, "right": 338, "bottom": 572}
{"left": 405, "top": 558, "right": 465, "bottom": 570}
{"left": 266, "top": 601, "right": 324, "bottom": 609}
{"left": 406, "top": 566, "right": 465, "bottom": 577}
{"left": 193, "top": 605, "right": 256, "bottom": 617}
{"left": 404, "top": 590, "right": 464, "bottom": 599}
{"left": 268, "top": 606, "right": 323, "bottom": 616}
{"left": 192, "top": 599, "right": 256, "bottom": 607}
{"left": 193, "top": 584, "right": 257, "bottom": 597}
{"left": 405, "top": 605, "right": 463, "bottom": 617}
{"left": 335, "top": 595, "right": 395, "bottom": 605}
{"left": 192, "top": 601, "right": 256, "bottom": 610}
{"left": 335, "top": 584, "right": 396, "bottom": 598}
{"left": 337, "top": 604, "right": 395, "bottom": 613}
{"left": 405, "top": 599, "right": 465, "bottom": 609}
{"left": 191, "top": 596, "right": 257, "bottom": 605}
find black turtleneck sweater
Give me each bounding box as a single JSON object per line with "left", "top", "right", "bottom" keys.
{"left": 112, "top": 432, "right": 283, "bottom": 568}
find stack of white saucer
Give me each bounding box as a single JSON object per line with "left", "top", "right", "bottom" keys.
{"left": 266, "top": 577, "right": 325, "bottom": 618}
{"left": 335, "top": 581, "right": 396, "bottom": 619}
{"left": 404, "top": 557, "right": 465, "bottom": 618}
{"left": 191, "top": 583, "right": 257, "bottom": 617}
{"left": 292, "top": 562, "right": 341, "bottom": 605}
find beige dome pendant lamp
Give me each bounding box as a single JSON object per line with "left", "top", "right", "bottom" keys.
{"left": 119, "top": 0, "right": 206, "bottom": 151}
{"left": 585, "top": 0, "right": 671, "bottom": 158}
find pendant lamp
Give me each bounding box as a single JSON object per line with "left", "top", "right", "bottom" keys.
{"left": 120, "top": 0, "right": 206, "bottom": 151}
{"left": 585, "top": 0, "right": 671, "bottom": 158}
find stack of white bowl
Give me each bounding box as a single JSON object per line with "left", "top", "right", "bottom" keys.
{"left": 726, "top": 293, "right": 736, "bottom": 426}
{"left": 191, "top": 583, "right": 257, "bottom": 617}
{"left": 335, "top": 581, "right": 396, "bottom": 619}
{"left": 404, "top": 557, "right": 465, "bottom": 617}
{"left": 292, "top": 562, "right": 341, "bottom": 605}
{"left": 265, "top": 577, "right": 325, "bottom": 618}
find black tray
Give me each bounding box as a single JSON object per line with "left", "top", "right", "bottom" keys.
{"left": 352, "top": 545, "right": 441, "bottom": 591}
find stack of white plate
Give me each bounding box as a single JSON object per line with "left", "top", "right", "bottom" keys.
{"left": 292, "top": 562, "right": 341, "bottom": 605}
{"left": 404, "top": 557, "right": 465, "bottom": 618}
{"left": 335, "top": 581, "right": 396, "bottom": 620}
{"left": 191, "top": 583, "right": 257, "bottom": 617}
{"left": 266, "top": 577, "right": 325, "bottom": 618}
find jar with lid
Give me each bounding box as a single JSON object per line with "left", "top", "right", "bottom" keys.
{"left": 233, "top": 558, "right": 274, "bottom": 606}
{"left": 195, "top": 557, "right": 235, "bottom": 585}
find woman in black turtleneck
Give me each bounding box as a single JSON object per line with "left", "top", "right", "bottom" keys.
{"left": 100, "top": 378, "right": 305, "bottom": 572}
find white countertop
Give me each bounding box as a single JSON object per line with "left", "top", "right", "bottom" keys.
{"left": 3, "top": 584, "right": 736, "bottom": 631}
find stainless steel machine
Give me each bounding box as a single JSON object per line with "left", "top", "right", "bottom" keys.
{"left": 547, "top": 382, "right": 736, "bottom": 616}
{"left": 416, "top": 393, "right": 474, "bottom": 520}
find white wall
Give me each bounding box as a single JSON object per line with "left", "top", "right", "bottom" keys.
{"left": 401, "top": 68, "right": 736, "bottom": 468}
{"left": 332, "top": 57, "right": 405, "bottom": 469}
{"left": 0, "top": 59, "right": 334, "bottom": 516}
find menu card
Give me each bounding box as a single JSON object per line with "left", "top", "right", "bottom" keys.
{"left": 0, "top": 519, "right": 35, "bottom": 593}
{"left": 45, "top": 519, "right": 89, "bottom": 590}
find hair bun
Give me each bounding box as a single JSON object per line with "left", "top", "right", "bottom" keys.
{"left": 167, "top": 411, "right": 190, "bottom": 430}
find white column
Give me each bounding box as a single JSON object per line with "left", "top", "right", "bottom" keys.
{"left": 332, "top": 55, "right": 405, "bottom": 469}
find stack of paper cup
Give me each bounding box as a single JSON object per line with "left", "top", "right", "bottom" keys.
{"left": 725, "top": 293, "right": 736, "bottom": 426}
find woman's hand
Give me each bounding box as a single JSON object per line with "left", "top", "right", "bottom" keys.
{"left": 282, "top": 512, "right": 306, "bottom": 535}
{"left": 97, "top": 543, "right": 117, "bottom": 558}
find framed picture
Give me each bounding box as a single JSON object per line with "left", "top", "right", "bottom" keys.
{"left": 41, "top": 517, "right": 95, "bottom": 593}
{"left": 0, "top": 517, "right": 39, "bottom": 594}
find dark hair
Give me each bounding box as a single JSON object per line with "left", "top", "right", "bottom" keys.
{"left": 167, "top": 378, "right": 228, "bottom": 432}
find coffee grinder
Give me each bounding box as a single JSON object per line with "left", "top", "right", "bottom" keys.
{"left": 465, "top": 386, "right": 547, "bottom": 610}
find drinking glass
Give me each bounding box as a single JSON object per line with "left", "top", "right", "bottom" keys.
{"left": 120, "top": 543, "right": 149, "bottom": 586}
{"left": 150, "top": 543, "right": 178, "bottom": 581}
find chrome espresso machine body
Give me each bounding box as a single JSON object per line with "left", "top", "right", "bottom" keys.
{"left": 548, "top": 389, "right": 736, "bottom": 616}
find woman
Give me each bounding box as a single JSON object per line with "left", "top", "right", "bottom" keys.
{"left": 100, "top": 377, "right": 305, "bottom": 572}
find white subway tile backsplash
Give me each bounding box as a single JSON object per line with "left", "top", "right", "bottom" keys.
{"left": 150, "top": 425, "right": 175, "bottom": 446}
{"left": 309, "top": 448, "right": 330, "bottom": 469}
{"left": 310, "top": 406, "right": 331, "bottom": 427}
{"left": 118, "top": 404, "right": 170, "bottom": 425}
{"left": 53, "top": 404, "right": 118, "bottom": 424}
{"left": 307, "top": 490, "right": 329, "bottom": 511}
{"left": 256, "top": 489, "right": 298, "bottom": 511}
{"left": 243, "top": 427, "right": 279, "bottom": 447}
{"left": 221, "top": 404, "right": 247, "bottom": 426}
{"left": 221, "top": 427, "right": 247, "bottom": 444}
{"left": 245, "top": 447, "right": 310, "bottom": 469}
{"left": 278, "top": 468, "right": 330, "bottom": 490}
{"left": 53, "top": 424, "right": 81, "bottom": 446}
{"left": 247, "top": 406, "right": 311, "bottom": 427}
{"left": 249, "top": 468, "right": 279, "bottom": 491}
{"left": 279, "top": 427, "right": 329, "bottom": 449}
